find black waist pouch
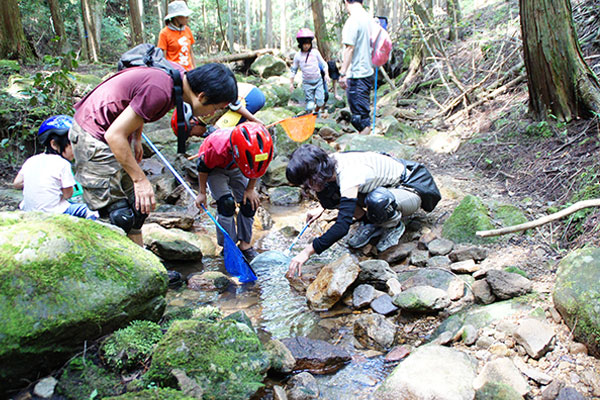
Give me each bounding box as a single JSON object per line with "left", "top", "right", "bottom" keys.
{"left": 399, "top": 159, "right": 441, "bottom": 212}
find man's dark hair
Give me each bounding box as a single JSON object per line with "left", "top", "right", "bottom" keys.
{"left": 286, "top": 144, "right": 337, "bottom": 188}
{"left": 186, "top": 63, "right": 238, "bottom": 105}
{"left": 344, "top": 0, "right": 363, "bottom": 4}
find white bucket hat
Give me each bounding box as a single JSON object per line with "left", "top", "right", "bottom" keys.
{"left": 165, "top": 1, "right": 192, "bottom": 21}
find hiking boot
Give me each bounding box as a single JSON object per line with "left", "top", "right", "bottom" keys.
{"left": 380, "top": 210, "right": 402, "bottom": 229}
{"left": 240, "top": 247, "right": 259, "bottom": 262}
{"left": 376, "top": 221, "right": 406, "bottom": 253}
{"left": 347, "top": 222, "right": 383, "bottom": 249}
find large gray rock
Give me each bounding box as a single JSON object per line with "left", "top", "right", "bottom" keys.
{"left": 473, "top": 357, "right": 530, "bottom": 397}
{"left": 393, "top": 285, "right": 451, "bottom": 312}
{"left": 485, "top": 269, "right": 532, "bottom": 300}
{"left": 376, "top": 345, "right": 477, "bottom": 400}
{"left": 353, "top": 313, "right": 396, "bottom": 351}
{"left": 553, "top": 247, "right": 600, "bottom": 357}
{"left": 0, "top": 212, "right": 167, "bottom": 393}
{"left": 250, "top": 54, "right": 288, "bottom": 78}
{"left": 514, "top": 318, "right": 555, "bottom": 359}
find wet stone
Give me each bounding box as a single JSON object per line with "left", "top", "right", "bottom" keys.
{"left": 280, "top": 337, "right": 351, "bottom": 374}
{"left": 472, "top": 279, "right": 496, "bottom": 304}
{"left": 371, "top": 294, "right": 399, "bottom": 316}
{"left": 427, "top": 238, "right": 454, "bottom": 256}
{"left": 449, "top": 246, "right": 489, "bottom": 262}
{"left": 353, "top": 284, "right": 376, "bottom": 309}
{"left": 384, "top": 345, "right": 411, "bottom": 362}
{"left": 426, "top": 255, "right": 452, "bottom": 269}
{"left": 556, "top": 387, "right": 586, "bottom": 400}
{"left": 450, "top": 259, "right": 479, "bottom": 274}
{"left": 379, "top": 241, "right": 417, "bottom": 264}
{"left": 410, "top": 249, "right": 430, "bottom": 267}
{"left": 286, "top": 371, "right": 319, "bottom": 400}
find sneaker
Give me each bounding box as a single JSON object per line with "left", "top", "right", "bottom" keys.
{"left": 376, "top": 222, "right": 406, "bottom": 253}
{"left": 380, "top": 210, "right": 402, "bottom": 228}
{"left": 347, "top": 223, "right": 383, "bottom": 249}
{"left": 240, "top": 247, "right": 259, "bottom": 262}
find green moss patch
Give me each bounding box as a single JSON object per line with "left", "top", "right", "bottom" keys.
{"left": 442, "top": 195, "right": 496, "bottom": 244}
{"left": 101, "top": 320, "right": 164, "bottom": 371}
{"left": 145, "top": 319, "right": 268, "bottom": 400}
{"left": 57, "top": 357, "right": 123, "bottom": 400}
{"left": 103, "top": 388, "right": 196, "bottom": 400}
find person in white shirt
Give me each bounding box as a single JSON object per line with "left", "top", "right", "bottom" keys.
{"left": 13, "top": 115, "right": 97, "bottom": 220}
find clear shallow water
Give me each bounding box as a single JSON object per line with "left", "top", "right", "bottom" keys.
{"left": 164, "top": 203, "right": 391, "bottom": 398}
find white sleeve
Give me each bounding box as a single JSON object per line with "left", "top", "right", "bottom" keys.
{"left": 60, "top": 160, "right": 76, "bottom": 188}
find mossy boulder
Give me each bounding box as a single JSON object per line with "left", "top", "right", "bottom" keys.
{"left": 553, "top": 247, "right": 600, "bottom": 357}
{"left": 0, "top": 59, "right": 20, "bottom": 75}
{"left": 262, "top": 77, "right": 292, "bottom": 108}
{"left": 57, "top": 356, "right": 123, "bottom": 400}
{"left": 250, "top": 54, "right": 287, "bottom": 78}
{"left": 103, "top": 388, "right": 196, "bottom": 400}
{"left": 475, "top": 382, "right": 523, "bottom": 400}
{"left": 442, "top": 195, "right": 496, "bottom": 244}
{"left": 144, "top": 318, "right": 269, "bottom": 400}
{"left": 0, "top": 212, "right": 168, "bottom": 393}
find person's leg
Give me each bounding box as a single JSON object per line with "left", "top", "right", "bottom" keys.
{"left": 375, "top": 187, "right": 421, "bottom": 252}
{"left": 347, "top": 75, "right": 374, "bottom": 134}
{"left": 228, "top": 169, "right": 252, "bottom": 249}
{"left": 332, "top": 80, "right": 343, "bottom": 101}
{"left": 64, "top": 203, "right": 98, "bottom": 220}
{"left": 314, "top": 78, "right": 325, "bottom": 114}
{"left": 207, "top": 169, "right": 237, "bottom": 246}
{"left": 70, "top": 121, "right": 143, "bottom": 244}
{"left": 302, "top": 80, "right": 318, "bottom": 113}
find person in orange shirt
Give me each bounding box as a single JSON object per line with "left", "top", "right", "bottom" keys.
{"left": 158, "top": 1, "right": 196, "bottom": 71}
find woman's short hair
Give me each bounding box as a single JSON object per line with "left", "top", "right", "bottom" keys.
{"left": 286, "top": 144, "right": 336, "bottom": 188}
{"left": 186, "top": 63, "right": 238, "bottom": 105}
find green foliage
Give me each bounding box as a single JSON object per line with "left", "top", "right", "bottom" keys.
{"left": 0, "top": 53, "right": 77, "bottom": 166}
{"left": 0, "top": 60, "right": 20, "bottom": 75}
{"left": 564, "top": 166, "right": 600, "bottom": 238}
{"left": 57, "top": 356, "right": 123, "bottom": 400}
{"left": 475, "top": 381, "right": 522, "bottom": 400}
{"left": 101, "top": 320, "right": 164, "bottom": 371}
{"left": 192, "top": 305, "right": 224, "bottom": 322}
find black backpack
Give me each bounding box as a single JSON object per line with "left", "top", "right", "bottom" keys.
{"left": 118, "top": 43, "right": 187, "bottom": 154}
{"left": 399, "top": 159, "right": 441, "bottom": 212}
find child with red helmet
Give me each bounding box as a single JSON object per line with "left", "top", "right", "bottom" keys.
{"left": 193, "top": 122, "right": 274, "bottom": 262}
{"left": 290, "top": 28, "right": 329, "bottom": 115}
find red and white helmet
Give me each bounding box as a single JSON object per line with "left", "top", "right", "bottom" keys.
{"left": 230, "top": 122, "right": 274, "bottom": 179}
{"left": 296, "top": 28, "right": 314, "bottom": 40}
{"left": 170, "top": 102, "right": 196, "bottom": 136}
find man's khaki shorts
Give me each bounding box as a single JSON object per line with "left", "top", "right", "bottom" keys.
{"left": 69, "top": 121, "right": 134, "bottom": 212}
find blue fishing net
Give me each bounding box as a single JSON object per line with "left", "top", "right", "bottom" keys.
{"left": 222, "top": 233, "right": 257, "bottom": 283}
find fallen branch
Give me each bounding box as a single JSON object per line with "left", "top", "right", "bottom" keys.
{"left": 476, "top": 199, "right": 600, "bottom": 237}
{"left": 199, "top": 48, "right": 277, "bottom": 64}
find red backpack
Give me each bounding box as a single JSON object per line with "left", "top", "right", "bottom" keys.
{"left": 371, "top": 18, "right": 392, "bottom": 67}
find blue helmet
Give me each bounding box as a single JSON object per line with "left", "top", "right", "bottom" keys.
{"left": 38, "top": 115, "right": 73, "bottom": 146}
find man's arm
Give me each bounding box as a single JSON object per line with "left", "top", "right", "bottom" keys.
{"left": 104, "top": 106, "right": 155, "bottom": 214}
{"left": 339, "top": 44, "right": 354, "bottom": 88}
{"left": 61, "top": 186, "right": 74, "bottom": 200}
{"left": 12, "top": 170, "right": 24, "bottom": 189}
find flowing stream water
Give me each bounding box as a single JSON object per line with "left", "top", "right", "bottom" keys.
{"left": 164, "top": 203, "right": 393, "bottom": 399}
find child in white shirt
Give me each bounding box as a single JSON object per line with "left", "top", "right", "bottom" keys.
{"left": 13, "top": 115, "right": 97, "bottom": 219}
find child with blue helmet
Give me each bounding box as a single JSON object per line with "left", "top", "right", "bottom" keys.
{"left": 12, "top": 115, "right": 97, "bottom": 220}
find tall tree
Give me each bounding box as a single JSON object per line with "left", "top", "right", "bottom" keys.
{"left": 265, "top": 0, "right": 273, "bottom": 48}
{"left": 311, "top": 0, "right": 331, "bottom": 60}
{"left": 156, "top": 0, "right": 166, "bottom": 23}
{"left": 245, "top": 0, "right": 252, "bottom": 49}
{"left": 227, "top": 0, "right": 234, "bottom": 49}
{"left": 446, "top": 0, "right": 462, "bottom": 41}
{"left": 280, "top": 3, "right": 286, "bottom": 52}
{"left": 0, "top": 0, "right": 35, "bottom": 60}
{"left": 520, "top": 0, "right": 600, "bottom": 121}
{"left": 81, "top": 0, "right": 99, "bottom": 61}
{"left": 128, "top": 0, "right": 144, "bottom": 45}
{"left": 47, "top": 0, "right": 68, "bottom": 54}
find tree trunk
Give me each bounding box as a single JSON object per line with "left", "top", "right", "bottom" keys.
{"left": 0, "top": 0, "right": 35, "bottom": 60}
{"left": 265, "top": 0, "right": 273, "bottom": 48}
{"left": 245, "top": 0, "right": 252, "bottom": 49}
{"left": 76, "top": 11, "right": 88, "bottom": 60}
{"left": 156, "top": 0, "right": 165, "bottom": 23}
{"left": 520, "top": 0, "right": 600, "bottom": 121}
{"left": 392, "top": 0, "right": 399, "bottom": 31}
{"left": 280, "top": 3, "right": 286, "bottom": 53}
{"left": 311, "top": 0, "right": 331, "bottom": 60}
{"left": 215, "top": 0, "right": 230, "bottom": 52}
{"left": 128, "top": 0, "right": 144, "bottom": 45}
{"left": 227, "top": 0, "right": 234, "bottom": 50}
{"left": 81, "top": 0, "right": 99, "bottom": 61}
{"left": 47, "top": 0, "right": 68, "bottom": 54}
{"left": 446, "top": 0, "right": 462, "bottom": 41}
{"left": 257, "top": 0, "right": 264, "bottom": 48}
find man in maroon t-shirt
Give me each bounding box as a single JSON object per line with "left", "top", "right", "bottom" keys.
{"left": 69, "top": 62, "right": 237, "bottom": 245}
